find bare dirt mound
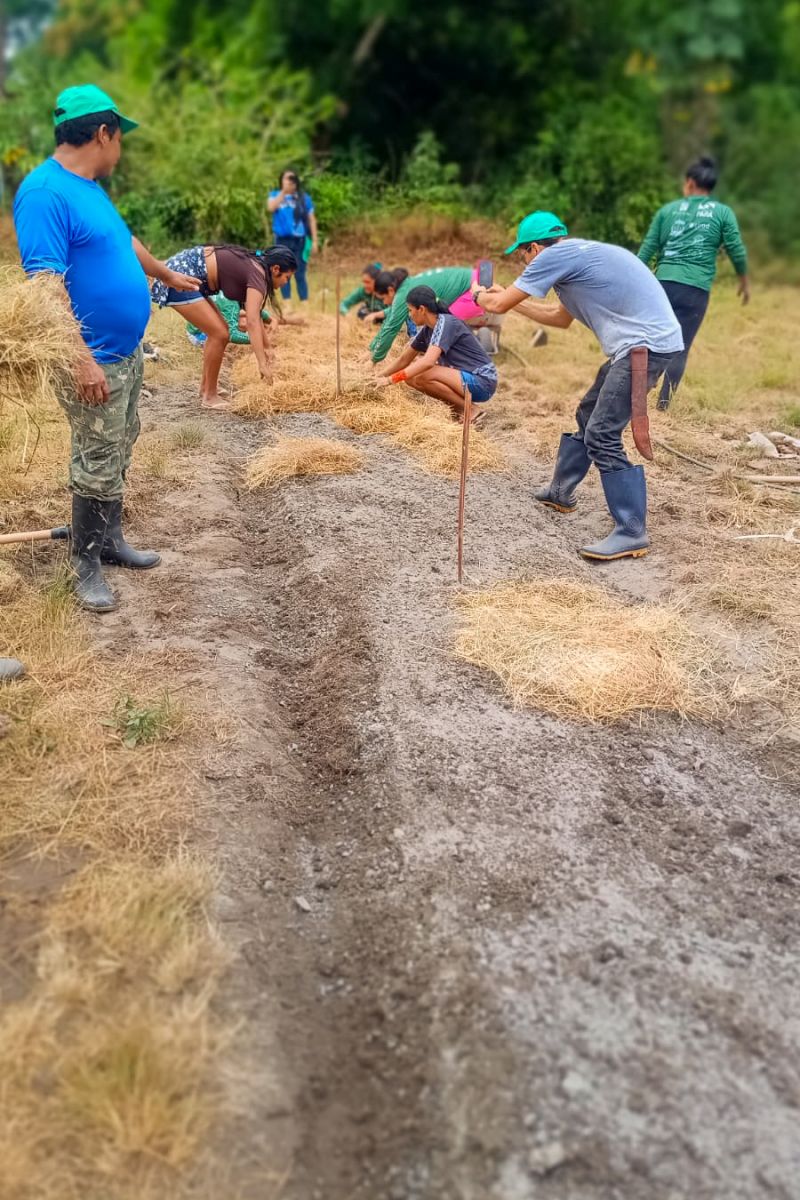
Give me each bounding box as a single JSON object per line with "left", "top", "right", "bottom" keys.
{"left": 97, "top": 367, "right": 800, "bottom": 1200}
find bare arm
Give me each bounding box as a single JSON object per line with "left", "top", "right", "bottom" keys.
{"left": 473, "top": 283, "right": 530, "bottom": 314}
{"left": 308, "top": 211, "right": 319, "bottom": 250}
{"left": 267, "top": 190, "right": 286, "bottom": 213}
{"left": 51, "top": 277, "right": 109, "bottom": 405}
{"left": 511, "top": 298, "right": 574, "bottom": 328}
{"left": 376, "top": 342, "right": 440, "bottom": 386}
{"left": 380, "top": 343, "right": 417, "bottom": 377}
{"left": 132, "top": 236, "right": 200, "bottom": 291}
{"left": 245, "top": 288, "right": 271, "bottom": 376}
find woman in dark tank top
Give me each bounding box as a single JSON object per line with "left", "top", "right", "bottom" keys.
{"left": 151, "top": 243, "right": 297, "bottom": 410}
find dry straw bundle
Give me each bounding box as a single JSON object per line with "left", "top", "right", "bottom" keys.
{"left": 455, "top": 579, "right": 726, "bottom": 722}
{"left": 231, "top": 317, "right": 506, "bottom": 476}
{"left": 244, "top": 435, "right": 363, "bottom": 489}
{"left": 0, "top": 267, "right": 82, "bottom": 411}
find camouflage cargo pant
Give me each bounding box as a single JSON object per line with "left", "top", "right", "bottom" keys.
{"left": 58, "top": 345, "right": 144, "bottom": 500}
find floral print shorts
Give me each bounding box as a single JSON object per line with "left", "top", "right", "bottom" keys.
{"left": 151, "top": 245, "right": 209, "bottom": 307}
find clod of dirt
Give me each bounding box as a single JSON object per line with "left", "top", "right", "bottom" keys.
{"left": 528, "top": 1140, "right": 571, "bottom": 1176}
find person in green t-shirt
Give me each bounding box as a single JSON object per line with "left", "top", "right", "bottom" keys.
{"left": 370, "top": 265, "right": 492, "bottom": 363}
{"left": 638, "top": 155, "right": 750, "bottom": 409}
{"left": 187, "top": 292, "right": 272, "bottom": 345}
{"left": 339, "top": 262, "right": 388, "bottom": 324}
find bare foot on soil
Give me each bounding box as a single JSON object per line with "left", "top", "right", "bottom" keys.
{"left": 200, "top": 394, "right": 233, "bottom": 412}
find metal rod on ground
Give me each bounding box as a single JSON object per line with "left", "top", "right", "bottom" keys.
{"left": 0, "top": 526, "right": 70, "bottom": 545}
{"left": 457, "top": 388, "right": 473, "bottom": 584}
{"left": 335, "top": 272, "right": 342, "bottom": 397}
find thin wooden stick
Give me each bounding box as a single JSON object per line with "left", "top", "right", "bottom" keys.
{"left": 0, "top": 526, "right": 70, "bottom": 545}
{"left": 457, "top": 388, "right": 473, "bottom": 583}
{"left": 653, "top": 438, "right": 715, "bottom": 471}
{"left": 741, "top": 474, "right": 800, "bottom": 485}
{"left": 335, "top": 272, "right": 342, "bottom": 397}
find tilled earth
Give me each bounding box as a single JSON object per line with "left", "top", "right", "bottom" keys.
{"left": 103, "top": 379, "right": 799, "bottom": 1200}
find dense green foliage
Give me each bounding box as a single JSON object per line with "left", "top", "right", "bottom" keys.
{"left": 1, "top": 0, "right": 799, "bottom": 259}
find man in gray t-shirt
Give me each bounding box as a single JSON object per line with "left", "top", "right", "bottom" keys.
{"left": 474, "top": 211, "right": 683, "bottom": 562}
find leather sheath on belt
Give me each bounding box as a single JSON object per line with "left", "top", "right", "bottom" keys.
{"left": 630, "top": 346, "right": 653, "bottom": 461}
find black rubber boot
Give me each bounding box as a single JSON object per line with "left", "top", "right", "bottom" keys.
{"left": 535, "top": 433, "right": 591, "bottom": 514}
{"left": 101, "top": 499, "right": 161, "bottom": 570}
{"left": 71, "top": 495, "right": 118, "bottom": 612}
{"left": 580, "top": 464, "right": 650, "bottom": 561}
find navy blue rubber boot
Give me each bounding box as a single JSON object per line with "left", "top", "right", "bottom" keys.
{"left": 535, "top": 433, "right": 591, "bottom": 514}
{"left": 580, "top": 464, "right": 650, "bottom": 561}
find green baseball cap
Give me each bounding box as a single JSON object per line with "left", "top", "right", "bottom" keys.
{"left": 505, "top": 210, "right": 568, "bottom": 254}
{"left": 53, "top": 84, "right": 138, "bottom": 134}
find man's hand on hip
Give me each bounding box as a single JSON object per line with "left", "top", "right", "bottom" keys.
{"left": 164, "top": 269, "right": 201, "bottom": 293}
{"left": 76, "top": 358, "right": 110, "bottom": 406}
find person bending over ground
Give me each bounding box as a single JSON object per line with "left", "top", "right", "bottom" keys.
{"left": 267, "top": 169, "right": 318, "bottom": 304}
{"left": 152, "top": 245, "right": 297, "bottom": 410}
{"left": 187, "top": 292, "right": 273, "bottom": 349}
{"left": 340, "top": 262, "right": 387, "bottom": 324}
{"left": 476, "top": 210, "right": 682, "bottom": 562}
{"left": 14, "top": 84, "right": 200, "bottom": 613}
{"left": 374, "top": 285, "right": 497, "bottom": 423}
{"left": 371, "top": 266, "right": 503, "bottom": 363}
{"left": 638, "top": 155, "right": 749, "bottom": 410}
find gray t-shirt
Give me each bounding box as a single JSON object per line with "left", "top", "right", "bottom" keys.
{"left": 514, "top": 238, "right": 683, "bottom": 361}
{"left": 411, "top": 313, "right": 497, "bottom": 379}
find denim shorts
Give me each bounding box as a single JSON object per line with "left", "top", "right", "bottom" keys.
{"left": 461, "top": 368, "right": 497, "bottom": 404}
{"left": 151, "top": 245, "right": 209, "bottom": 307}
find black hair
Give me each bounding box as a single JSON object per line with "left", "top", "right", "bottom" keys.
{"left": 685, "top": 155, "right": 718, "bottom": 192}
{"left": 279, "top": 167, "right": 311, "bottom": 235}
{"left": 362, "top": 262, "right": 382, "bottom": 280}
{"left": 216, "top": 244, "right": 298, "bottom": 302}
{"left": 406, "top": 285, "right": 450, "bottom": 315}
{"left": 374, "top": 267, "right": 409, "bottom": 297}
{"left": 54, "top": 109, "right": 121, "bottom": 147}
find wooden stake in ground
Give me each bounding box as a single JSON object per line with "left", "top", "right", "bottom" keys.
{"left": 335, "top": 271, "right": 342, "bottom": 397}
{"left": 457, "top": 388, "right": 473, "bottom": 583}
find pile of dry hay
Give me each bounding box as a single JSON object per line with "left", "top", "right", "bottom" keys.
{"left": 0, "top": 267, "right": 82, "bottom": 411}
{"left": 244, "top": 435, "right": 363, "bottom": 489}
{"left": 455, "top": 579, "right": 726, "bottom": 722}
{"left": 232, "top": 328, "right": 505, "bottom": 477}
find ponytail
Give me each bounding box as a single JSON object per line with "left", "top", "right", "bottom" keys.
{"left": 406, "top": 285, "right": 450, "bottom": 315}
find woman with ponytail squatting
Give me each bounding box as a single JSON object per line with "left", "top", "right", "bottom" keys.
{"left": 152, "top": 244, "right": 297, "bottom": 410}
{"left": 374, "top": 286, "right": 497, "bottom": 423}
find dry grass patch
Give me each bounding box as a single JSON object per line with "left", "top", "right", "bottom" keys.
{"left": 0, "top": 857, "right": 226, "bottom": 1200}
{"left": 330, "top": 388, "right": 506, "bottom": 476}
{"left": 244, "top": 435, "right": 364, "bottom": 489}
{"left": 456, "top": 579, "right": 726, "bottom": 722}
{"left": 231, "top": 319, "right": 507, "bottom": 475}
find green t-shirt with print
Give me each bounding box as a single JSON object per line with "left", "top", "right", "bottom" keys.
{"left": 638, "top": 195, "right": 748, "bottom": 292}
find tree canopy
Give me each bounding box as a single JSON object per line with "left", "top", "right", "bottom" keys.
{"left": 1, "top": 0, "right": 798, "bottom": 257}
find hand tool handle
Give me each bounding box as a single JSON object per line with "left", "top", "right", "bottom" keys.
{"left": 0, "top": 525, "right": 70, "bottom": 545}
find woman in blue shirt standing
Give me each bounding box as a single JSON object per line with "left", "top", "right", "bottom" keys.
{"left": 267, "top": 169, "right": 318, "bottom": 303}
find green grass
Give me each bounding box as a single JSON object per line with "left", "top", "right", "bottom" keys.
{"left": 105, "top": 692, "right": 178, "bottom": 749}
{"left": 170, "top": 423, "right": 206, "bottom": 450}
